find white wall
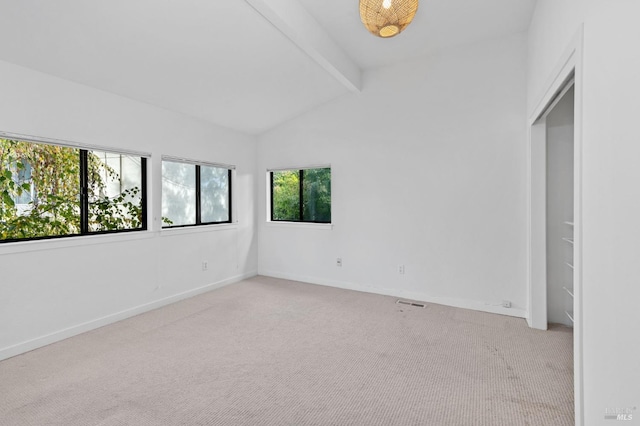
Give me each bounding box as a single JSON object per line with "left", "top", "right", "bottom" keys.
{"left": 527, "top": 0, "right": 584, "bottom": 112}
{"left": 0, "top": 60, "right": 258, "bottom": 360}
{"left": 257, "top": 34, "right": 528, "bottom": 317}
{"left": 581, "top": 1, "right": 640, "bottom": 421}
{"left": 529, "top": 1, "right": 640, "bottom": 423}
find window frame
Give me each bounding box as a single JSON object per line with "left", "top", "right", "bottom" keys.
{"left": 161, "top": 156, "right": 233, "bottom": 229}
{"left": 0, "top": 132, "right": 149, "bottom": 244}
{"left": 269, "top": 166, "right": 331, "bottom": 224}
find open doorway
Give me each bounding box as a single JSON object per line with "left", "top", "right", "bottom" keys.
{"left": 546, "top": 84, "right": 575, "bottom": 328}
{"left": 527, "top": 29, "right": 584, "bottom": 423}
{"left": 529, "top": 76, "right": 575, "bottom": 331}
{"left": 528, "top": 68, "right": 582, "bottom": 423}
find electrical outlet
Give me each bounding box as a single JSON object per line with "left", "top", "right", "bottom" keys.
{"left": 398, "top": 265, "right": 405, "bottom": 274}
{"left": 501, "top": 300, "right": 511, "bottom": 308}
{"left": 336, "top": 258, "right": 342, "bottom": 267}
{"left": 202, "top": 261, "right": 208, "bottom": 271}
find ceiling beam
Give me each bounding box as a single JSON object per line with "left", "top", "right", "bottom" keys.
{"left": 245, "top": 0, "right": 362, "bottom": 92}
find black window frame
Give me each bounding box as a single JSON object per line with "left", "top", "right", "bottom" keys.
{"left": 270, "top": 167, "right": 331, "bottom": 224}
{"left": 0, "top": 138, "right": 148, "bottom": 244}
{"left": 161, "top": 160, "right": 233, "bottom": 229}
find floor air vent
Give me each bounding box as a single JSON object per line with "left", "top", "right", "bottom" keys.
{"left": 396, "top": 300, "right": 426, "bottom": 308}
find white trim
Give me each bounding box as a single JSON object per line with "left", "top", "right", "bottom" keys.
{"left": 260, "top": 271, "right": 527, "bottom": 319}
{"left": 526, "top": 25, "right": 584, "bottom": 425}
{"left": 160, "top": 223, "right": 239, "bottom": 236}
{"left": 265, "top": 222, "right": 332, "bottom": 230}
{"left": 527, "top": 117, "right": 548, "bottom": 330}
{"left": 162, "top": 155, "right": 236, "bottom": 170}
{"left": 267, "top": 164, "right": 331, "bottom": 172}
{"left": 537, "top": 78, "right": 576, "bottom": 122}
{"left": 0, "top": 230, "right": 155, "bottom": 256}
{"left": 244, "top": 0, "right": 361, "bottom": 92}
{"left": 231, "top": 168, "right": 239, "bottom": 224}
{"left": 0, "top": 271, "right": 258, "bottom": 362}
{"left": 0, "top": 130, "right": 151, "bottom": 158}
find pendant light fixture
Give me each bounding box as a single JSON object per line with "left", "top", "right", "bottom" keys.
{"left": 359, "top": 0, "right": 419, "bottom": 38}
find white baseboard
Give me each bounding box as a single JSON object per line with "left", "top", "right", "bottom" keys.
{"left": 260, "top": 270, "right": 527, "bottom": 319}
{"left": 0, "top": 271, "right": 258, "bottom": 362}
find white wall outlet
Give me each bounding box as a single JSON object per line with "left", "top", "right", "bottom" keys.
{"left": 336, "top": 258, "right": 342, "bottom": 267}
{"left": 502, "top": 300, "right": 511, "bottom": 308}
{"left": 202, "top": 261, "right": 208, "bottom": 271}
{"left": 398, "top": 265, "right": 405, "bottom": 274}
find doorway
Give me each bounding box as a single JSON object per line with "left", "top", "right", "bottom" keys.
{"left": 527, "top": 28, "right": 584, "bottom": 424}
{"left": 529, "top": 75, "right": 576, "bottom": 330}
{"left": 528, "top": 69, "right": 582, "bottom": 424}
{"left": 545, "top": 84, "right": 575, "bottom": 328}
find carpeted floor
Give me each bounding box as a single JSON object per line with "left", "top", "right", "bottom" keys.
{"left": 0, "top": 276, "right": 574, "bottom": 425}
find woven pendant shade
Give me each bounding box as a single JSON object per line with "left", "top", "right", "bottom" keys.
{"left": 359, "top": 0, "right": 418, "bottom": 38}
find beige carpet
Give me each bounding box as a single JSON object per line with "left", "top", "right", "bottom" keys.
{"left": 0, "top": 276, "right": 574, "bottom": 425}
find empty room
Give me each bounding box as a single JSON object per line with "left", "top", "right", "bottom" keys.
{"left": 0, "top": 1, "right": 638, "bottom": 425}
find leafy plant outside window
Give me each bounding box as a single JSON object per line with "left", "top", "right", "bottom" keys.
{"left": 271, "top": 167, "right": 331, "bottom": 223}
{"left": 0, "top": 138, "right": 148, "bottom": 242}
{"left": 161, "top": 159, "right": 232, "bottom": 228}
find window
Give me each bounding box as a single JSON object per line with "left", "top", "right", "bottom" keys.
{"left": 270, "top": 167, "right": 331, "bottom": 223}
{"left": 161, "top": 158, "right": 232, "bottom": 228}
{"left": 1, "top": 137, "right": 147, "bottom": 243}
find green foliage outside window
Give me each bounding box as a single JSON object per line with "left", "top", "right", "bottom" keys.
{"left": 272, "top": 170, "right": 300, "bottom": 221}
{"left": 271, "top": 167, "right": 330, "bottom": 223}
{"left": 302, "top": 167, "right": 331, "bottom": 222}
{"left": 0, "top": 138, "right": 145, "bottom": 242}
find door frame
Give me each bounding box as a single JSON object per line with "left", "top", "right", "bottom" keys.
{"left": 526, "top": 26, "right": 584, "bottom": 425}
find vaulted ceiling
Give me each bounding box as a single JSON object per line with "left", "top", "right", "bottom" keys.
{"left": 0, "top": 0, "right": 536, "bottom": 134}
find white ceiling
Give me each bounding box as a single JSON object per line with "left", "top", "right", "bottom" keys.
{"left": 298, "top": 0, "right": 537, "bottom": 70}
{"left": 0, "top": 0, "right": 536, "bottom": 135}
